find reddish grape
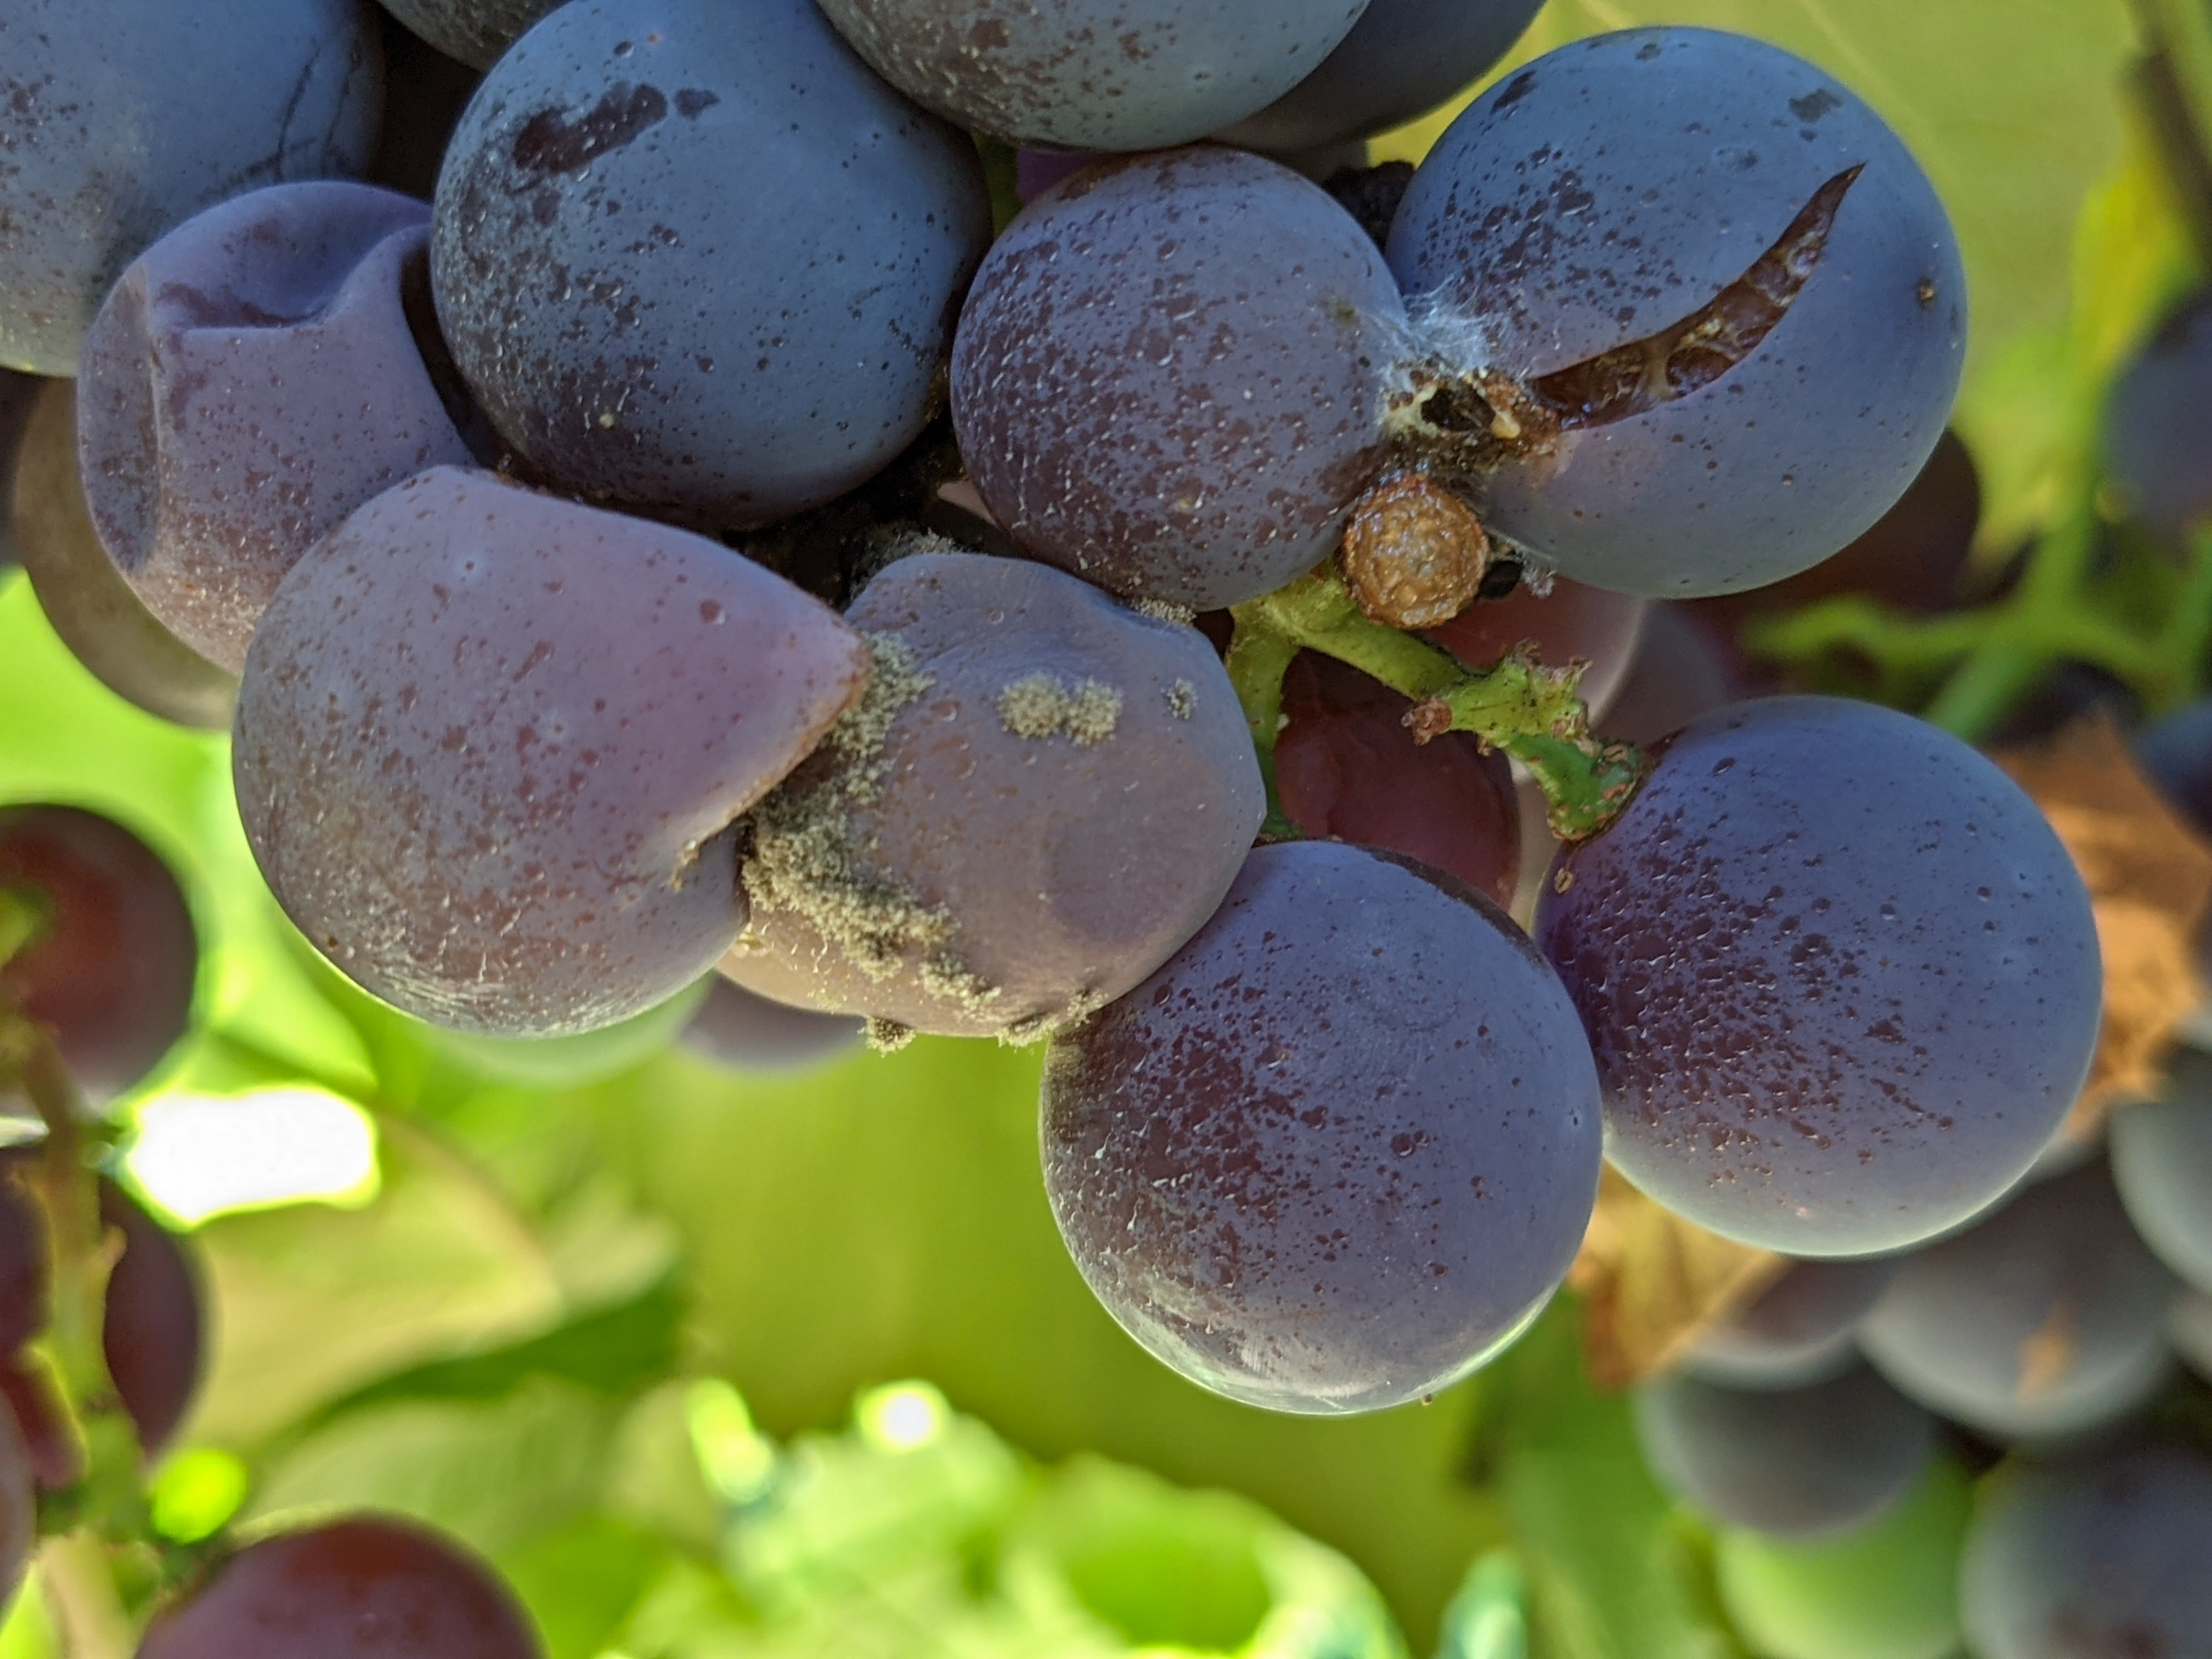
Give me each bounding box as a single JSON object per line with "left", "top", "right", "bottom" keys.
{"left": 234, "top": 467, "right": 869, "bottom": 1036}
{"left": 1425, "top": 574, "right": 1649, "bottom": 722}
{"left": 102, "top": 1178, "right": 205, "bottom": 1457}
{"left": 137, "top": 1515, "right": 543, "bottom": 1659}
{"left": 0, "top": 1404, "right": 29, "bottom": 1607}
{"left": 1273, "top": 651, "right": 1519, "bottom": 906}
{"left": 1593, "top": 603, "right": 1743, "bottom": 746}
{"left": 1042, "top": 840, "right": 1601, "bottom": 1413}
{"left": 0, "top": 805, "right": 197, "bottom": 1104}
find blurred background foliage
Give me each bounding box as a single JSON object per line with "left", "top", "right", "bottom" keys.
{"left": 0, "top": 1, "right": 2184, "bottom": 1657}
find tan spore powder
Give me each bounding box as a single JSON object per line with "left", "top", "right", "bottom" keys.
{"left": 997, "top": 672, "right": 1123, "bottom": 744}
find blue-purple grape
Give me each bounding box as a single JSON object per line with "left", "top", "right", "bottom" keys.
{"left": 952, "top": 147, "right": 1402, "bottom": 609}
{"left": 1634, "top": 1365, "right": 1931, "bottom": 1538}
{"left": 78, "top": 182, "right": 471, "bottom": 673}
{"left": 2108, "top": 1049, "right": 2212, "bottom": 1294}
{"left": 1217, "top": 0, "right": 1545, "bottom": 153}
{"left": 724, "top": 551, "right": 1263, "bottom": 1041}
{"left": 812, "top": 0, "right": 1372, "bottom": 151}
{"left": 431, "top": 0, "right": 991, "bottom": 531}
{"left": 1683, "top": 1258, "right": 1899, "bottom": 1391}
{"left": 1857, "top": 1162, "right": 2178, "bottom": 1441}
{"left": 1042, "top": 839, "right": 1601, "bottom": 1414}
{"left": 1386, "top": 28, "right": 1965, "bottom": 599}
{"left": 1960, "top": 1445, "right": 2212, "bottom": 1659}
{"left": 0, "top": 0, "right": 383, "bottom": 376}
{"left": 682, "top": 977, "right": 863, "bottom": 1075}
{"left": 1535, "top": 696, "right": 2101, "bottom": 1257}
{"left": 2104, "top": 290, "right": 2212, "bottom": 545}
{"left": 377, "top": 0, "right": 558, "bottom": 71}
{"left": 233, "top": 466, "right": 870, "bottom": 1037}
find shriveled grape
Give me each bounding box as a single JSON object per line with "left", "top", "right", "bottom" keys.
{"left": 1042, "top": 839, "right": 1601, "bottom": 1413}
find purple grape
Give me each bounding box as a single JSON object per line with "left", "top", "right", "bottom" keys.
{"left": 233, "top": 466, "right": 870, "bottom": 1037}
{"left": 431, "top": 0, "right": 992, "bottom": 529}
{"left": 1857, "top": 1163, "right": 2179, "bottom": 1441}
{"left": 78, "top": 183, "right": 472, "bottom": 673}
{"left": 1634, "top": 1364, "right": 1932, "bottom": 1538}
{"left": 1683, "top": 1257, "right": 1899, "bottom": 1391}
{"left": 724, "top": 551, "right": 1263, "bottom": 1040}
{"left": 137, "top": 1515, "right": 543, "bottom": 1659}
{"left": 680, "top": 977, "right": 864, "bottom": 1074}
{"left": 1386, "top": 29, "right": 1965, "bottom": 598}
{"left": 378, "top": 0, "right": 559, "bottom": 71}
{"left": 952, "top": 148, "right": 1402, "bottom": 608}
{"left": 1217, "top": 0, "right": 1545, "bottom": 152}
{"left": 812, "top": 0, "right": 1372, "bottom": 151}
{"left": 0, "top": 805, "right": 197, "bottom": 1105}
{"left": 1960, "top": 1445, "right": 2212, "bottom": 1658}
{"left": 1593, "top": 604, "right": 1743, "bottom": 746}
{"left": 10, "top": 368, "right": 240, "bottom": 733}
{"left": 2104, "top": 290, "right": 2212, "bottom": 545}
{"left": 0, "top": 0, "right": 383, "bottom": 376}
{"left": 1534, "top": 697, "right": 2101, "bottom": 1256}
{"left": 1042, "top": 839, "right": 1601, "bottom": 1413}
{"left": 2108, "top": 1050, "right": 2212, "bottom": 1295}
{"left": 0, "top": 1403, "right": 26, "bottom": 1606}
{"left": 2134, "top": 695, "right": 2212, "bottom": 839}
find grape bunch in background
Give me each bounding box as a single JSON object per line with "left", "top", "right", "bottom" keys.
{"left": 3, "top": 0, "right": 2210, "bottom": 1652}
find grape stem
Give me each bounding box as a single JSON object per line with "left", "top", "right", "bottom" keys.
{"left": 1227, "top": 567, "right": 1647, "bottom": 842}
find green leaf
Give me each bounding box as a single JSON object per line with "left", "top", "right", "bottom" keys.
{"left": 496, "top": 1515, "right": 672, "bottom": 1659}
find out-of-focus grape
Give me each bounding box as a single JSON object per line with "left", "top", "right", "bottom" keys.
{"left": 136, "top": 1514, "right": 544, "bottom": 1659}
{"left": 1274, "top": 651, "right": 1519, "bottom": 907}
{"left": 1858, "top": 1162, "right": 2178, "bottom": 1441}
{"left": 1387, "top": 29, "right": 1965, "bottom": 598}
{"left": 2135, "top": 694, "right": 2212, "bottom": 837}
{"left": 726, "top": 552, "right": 1263, "bottom": 1040}
{"left": 1042, "top": 840, "right": 1601, "bottom": 1413}
{"left": 0, "top": 0, "right": 383, "bottom": 376}
{"left": 1536, "top": 697, "right": 2101, "bottom": 1256}
{"left": 2104, "top": 290, "right": 2212, "bottom": 545}
{"left": 378, "top": 0, "right": 558, "bottom": 70}
{"left": 2172, "top": 1287, "right": 2212, "bottom": 1379}
{"left": 0, "top": 804, "right": 196, "bottom": 1105}
{"left": 1592, "top": 604, "right": 1743, "bottom": 746}
{"left": 812, "top": 0, "right": 1372, "bottom": 151}
{"left": 78, "top": 182, "right": 472, "bottom": 672}
{"left": 10, "top": 382, "right": 239, "bottom": 732}
{"left": 953, "top": 148, "right": 1401, "bottom": 609}
{"left": 682, "top": 978, "right": 864, "bottom": 1075}
{"left": 233, "top": 467, "right": 869, "bottom": 1037}
{"left": 100, "top": 1176, "right": 205, "bottom": 1458}
{"left": 2108, "top": 1052, "right": 2212, "bottom": 1294}
{"left": 1960, "top": 1445, "right": 2212, "bottom": 1658}
{"left": 0, "top": 1407, "right": 28, "bottom": 1609}
{"left": 0, "top": 371, "right": 39, "bottom": 574}
{"left": 1425, "top": 574, "right": 1648, "bottom": 722}
{"left": 1682, "top": 1258, "right": 1899, "bottom": 1391}
{"left": 432, "top": 0, "right": 992, "bottom": 529}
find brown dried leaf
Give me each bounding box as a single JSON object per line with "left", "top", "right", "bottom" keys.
{"left": 1567, "top": 1166, "right": 1788, "bottom": 1389}
{"left": 1995, "top": 713, "right": 2212, "bottom": 1138}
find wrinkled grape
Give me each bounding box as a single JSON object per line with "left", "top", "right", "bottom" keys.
{"left": 233, "top": 467, "right": 869, "bottom": 1037}
{"left": 1536, "top": 697, "right": 2101, "bottom": 1256}
{"left": 2108, "top": 1051, "right": 2212, "bottom": 1294}
{"left": 683, "top": 977, "right": 864, "bottom": 1075}
{"left": 1042, "top": 839, "right": 1601, "bottom": 1413}
{"left": 1683, "top": 1257, "right": 1899, "bottom": 1391}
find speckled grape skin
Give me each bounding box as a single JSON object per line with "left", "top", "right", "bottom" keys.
{"left": 1216, "top": 0, "right": 1544, "bottom": 152}
{"left": 813, "top": 0, "right": 1371, "bottom": 151}
{"left": 1634, "top": 1365, "right": 1931, "bottom": 1538}
{"left": 1534, "top": 697, "right": 2101, "bottom": 1256}
{"left": 431, "top": 0, "right": 992, "bottom": 529}
{"left": 1683, "top": 1257, "right": 1897, "bottom": 1390}
{"left": 379, "top": 0, "right": 560, "bottom": 70}
{"left": 234, "top": 467, "right": 870, "bottom": 1037}
{"left": 137, "top": 1516, "right": 542, "bottom": 1659}
{"left": 0, "top": 0, "right": 382, "bottom": 376}
{"left": 2111, "top": 1052, "right": 2212, "bottom": 1294}
{"left": 78, "top": 183, "right": 471, "bottom": 673}
{"left": 724, "top": 551, "right": 1263, "bottom": 1038}
{"left": 953, "top": 148, "right": 1400, "bottom": 609}
{"left": 1042, "top": 839, "right": 1601, "bottom": 1413}
{"left": 1386, "top": 29, "right": 1966, "bottom": 597}
{"left": 1858, "top": 1163, "right": 2179, "bottom": 1441}
{"left": 1961, "top": 1447, "right": 2212, "bottom": 1659}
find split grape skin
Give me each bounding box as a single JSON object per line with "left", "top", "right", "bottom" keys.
{"left": 2107, "top": 1051, "right": 2212, "bottom": 1294}
{"left": 1633, "top": 1364, "right": 1932, "bottom": 1539}
{"left": 0, "top": 0, "right": 383, "bottom": 377}
{"left": 0, "top": 805, "right": 198, "bottom": 1107}
{"left": 1857, "top": 1162, "right": 2179, "bottom": 1441}
{"left": 725, "top": 551, "right": 1264, "bottom": 1041}
{"left": 1536, "top": 697, "right": 2102, "bottom": 1257}
{"left": 233, "top": 466, "right": 870, "bottom": 1038}
{"left": 1386, "top": 28, "right": 1967, "bottom": 599}
{"left": 953, "top": 147, "right": 1403, "bottom": 610}
{"left": 681, "top": 978, "right": 864, "bottom": 1075}
{"left": 377, "top": 0, "right": 560, "bottom": 71}
{"left": 811, "top": 0, "right": 1373, "bottom": 152}
{"left": 1681, "top": 1258, "right": 1899, "bottom": 1391}
{"left": 1042, "top": 840, "right": 1602, "bottom": 1414}
{"left": 78, "top": 182, "right": 473, "bottom": 673}
{"left": 12, "top": 379, "right": 241, "bottom": 735}
{"left": 136, "top": 1514, "right": 544, "bottom": 1659}
{"left": 1959, "top": 1446, "right": 2212, "bottom": 1659}
{"left": 431, "top": 0, "right": 993, "bottom": 530}
{"left": 1215, "top": 0, "right": 1545, "bottom": 153}
{"left": 1273, "top": 651, "right": 1520, "bottom": 908}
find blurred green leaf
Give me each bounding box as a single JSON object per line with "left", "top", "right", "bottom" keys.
{"left": 497, "top": 1515, "right": 673, "bottom": 1659}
